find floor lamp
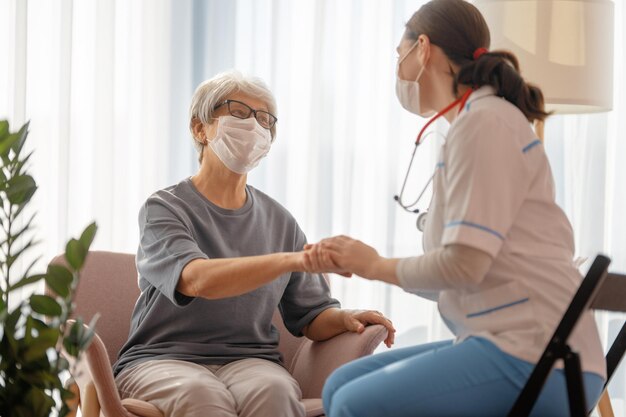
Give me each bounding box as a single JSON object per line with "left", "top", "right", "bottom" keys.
{"left": 474, "top": 0, "right": 614, "bottom": 140}
{"left": 474, "top": 0, "right": 615, "bottom": 415}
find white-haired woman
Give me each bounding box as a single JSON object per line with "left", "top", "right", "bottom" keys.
{"left": 112, "top": 70, "right": 395, "bottom": 417}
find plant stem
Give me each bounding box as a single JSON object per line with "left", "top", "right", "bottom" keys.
{"left": 5, "top": 201, "right": 12, "bottom": 307}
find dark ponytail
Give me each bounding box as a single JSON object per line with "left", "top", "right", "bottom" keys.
{"left": 455, "top": 51, "right": 549, "bottom": 122}
{"left": 406, "top": 0, "right": 550, "bottom": 123}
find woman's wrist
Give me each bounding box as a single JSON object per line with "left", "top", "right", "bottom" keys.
{"left": 282, "top": 251, "right": 305, "bottom": 273}
{"left": 369, "top": 257, "right": 400, "bottom": 285}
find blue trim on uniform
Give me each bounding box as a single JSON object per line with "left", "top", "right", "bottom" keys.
{"left": 436, "top": 162, "right": 445, "bottom": 168}
{"left": 445, "top": 220, "right": 505, "bottom": 240}
{"left": 466, "top": 298, "right": 530, "bottom": 318}
{"left": 522, "top": 139, "right": 541, "bottom": 153}
{"left": 465, "top": 102, "right": 471, "bottom": 112}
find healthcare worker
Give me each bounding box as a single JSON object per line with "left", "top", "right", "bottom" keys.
{"left": 302, "top": 0, "right": 607, "bottom": 416}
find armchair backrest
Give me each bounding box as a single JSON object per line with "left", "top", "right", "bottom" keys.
{"left": 52, "top": 251, "right": 139, "bottom": 365}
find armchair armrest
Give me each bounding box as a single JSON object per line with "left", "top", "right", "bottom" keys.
{"left": 290, "top": 324, "right": 387, "bottom": 398}
{"left": 64, "top": 320, "right": 130, "bottom": 416}
{"left": 64, "top": 320, "right": 162, "bottom": 417}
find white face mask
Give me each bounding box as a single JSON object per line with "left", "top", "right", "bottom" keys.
{"left": 395, "top": 42, "right": 435, "bottom": 117}
{"left": 208, "top": 115, "right": 272, "bottom": 174}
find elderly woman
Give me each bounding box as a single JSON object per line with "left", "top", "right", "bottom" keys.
{"left": 112, "top": 70, "right": 395, "bottom": 417}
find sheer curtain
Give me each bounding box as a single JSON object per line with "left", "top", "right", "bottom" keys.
{"left": 544, "top": 1, "right": 626, "bottom": 411}
{"left": 1, "top": 0, "right": 625, "bottom": 412}
{"left": 0, "top": 0, "right": 175, "bottom": 294}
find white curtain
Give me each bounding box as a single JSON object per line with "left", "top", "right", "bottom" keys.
{"left": 543, "top": 1, "right": 626, "bottom": 410}
{"left": 1, "top": 0, "right": 625, "bottom": 413}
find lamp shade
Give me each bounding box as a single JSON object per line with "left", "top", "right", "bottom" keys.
{"left": 474, "top": 0, "right": 614, "bottom": 114}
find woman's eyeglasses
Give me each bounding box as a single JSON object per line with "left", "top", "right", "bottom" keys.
{"left": 213, "top": 99, "right": 278, "bottom": 130}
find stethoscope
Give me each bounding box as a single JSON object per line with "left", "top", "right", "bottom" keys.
{"left": 394, "top": 88, "right": 473, "bottom": 231}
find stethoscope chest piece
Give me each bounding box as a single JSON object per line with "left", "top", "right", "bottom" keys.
{"left": 416, "top": 211, "right": 428, "bottom": 232}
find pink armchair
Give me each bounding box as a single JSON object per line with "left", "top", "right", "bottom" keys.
{"left": 56, "top": 251, "right": 387, "bottom": 417}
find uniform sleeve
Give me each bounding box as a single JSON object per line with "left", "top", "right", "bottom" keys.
{"left": 396, "top": 244, "right": 493, "bottom": 292}
{"left": 136, "top": 196, "right": 209, "bottom": 307}
{"left": 278, "top": 226, "right": 341, "bottom": 337}
{"left": 441, "top": 109, "right": 536, "bottom": 257}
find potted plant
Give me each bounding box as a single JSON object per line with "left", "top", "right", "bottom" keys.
{"left": 0, "top": 120, "right": 98, "bottom": 417}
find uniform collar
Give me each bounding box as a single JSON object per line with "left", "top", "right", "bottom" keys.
{"left": 467, "top": 85, "right": 496, "bottom": 105}
{"left": 455, "top": 85, "right": 497, "bottom": 118}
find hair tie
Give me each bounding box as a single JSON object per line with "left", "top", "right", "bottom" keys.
{"left": 473, "top": 47, "right": 488, "bottom": 60}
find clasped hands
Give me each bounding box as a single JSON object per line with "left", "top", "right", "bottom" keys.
{"left": 301, "top": 235, "right": 382, "bottom": 280}
{"left": 301, "top": 236, "right": 396, "bottom": 347}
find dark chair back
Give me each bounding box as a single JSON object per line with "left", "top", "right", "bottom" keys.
{"left": 591, "top": 272, "right": 626, "bottom": 385}
{"left": 507, "top": 255, "right": 618, "bottom": 417}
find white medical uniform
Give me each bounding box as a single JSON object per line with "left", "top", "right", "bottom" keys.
{"left": 404, "top": 86, "right": 606, "bottom": 378}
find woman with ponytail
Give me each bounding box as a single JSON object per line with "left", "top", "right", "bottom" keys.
{"left": 302, "top": 0, "right": 606, "bottom": 415}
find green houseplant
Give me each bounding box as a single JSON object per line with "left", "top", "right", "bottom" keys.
{"left": 0, "top": 120, "right": 98, "bottom": 417}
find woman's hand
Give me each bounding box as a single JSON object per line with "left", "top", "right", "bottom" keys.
{"left": 303, "top": 307, "right": 396, "bottom": 347}
{"left": 341, "top": 309, "right": 396, "bottom": 348}
{"left": 302, "top": 235, "right": 400, "bottom": 285}
{"left": 317, "top": 235, "right": 384, "bottom": 279}
{"left": 301, "top": 242, "right": 353, "bottom": 277}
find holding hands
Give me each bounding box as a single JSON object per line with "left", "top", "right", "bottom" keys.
{"left": 300, "top": 236, "right": 398, "bottom": 347}
{"left": 299, "top": 236, "right": 399, "bottom": 347}
{"left": 300, "top": 235, "right": 400, "bottom": 286}
{"left": 302, "top": 235, "right": 383, "bottom": 279}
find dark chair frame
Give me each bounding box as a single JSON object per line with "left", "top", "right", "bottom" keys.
{"left": 508, "top": 255, "right": 626, "bottom": 417}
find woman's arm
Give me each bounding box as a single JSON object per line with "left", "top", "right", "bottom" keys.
{"left": 395, "top": 244, "right": 493, "bottom": 291}
{"left": 308, "top": 236, "right": 493, "bottom": 291}
{"left": 301, "top": 307, "right": 396, "bottom": 348}
{"left": 178, "top": 252, "right": 304, "bottom": 299}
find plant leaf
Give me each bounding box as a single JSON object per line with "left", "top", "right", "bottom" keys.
{"left": 45, "top": 265, "right": 73, "bottom": 298}
{"left": 54, "top": 355, "right": 70, "bottom": 372}
{"left": 78, "top": 313, "right": 99, "bottom": 351}
{"left": 0, "top": 131, "right": 20, "bottom": 157}
{"left": 79, "top": 222, "right": 98, "bottom": 250}
{"left": 63, "top": 318, "right": 84, "bottom": 357}
{"left": 27, "top": 316, "right": 48, "bottom": 331}
{"left": 19, "top": 255, "right": 42, "bottom": 281}
{"left": 5, "top": 174, "right": 37, "bottom": 205}
{"left": 6, "top": 304, "right": 23, "bottom": 330}
{"left": 0, "top": 120, "right": 8, "bottom": 139}
{"left": 0, "top": 298, "right": 7, "bottom": 324}
{"left": 65, "top": 239, "right": 87, "bottom": 270}
{"left": 11, "top": 121, "right": 30, "bottom": 159}
{"left": 8, "top": 273, "right": 46, "bottom": 292}
{"left": 21, "top": 327, "right": 59, "bottom": 362}
{"left": 24, "top": 315, "right": 35, "bottom": 344}
{"left": 10, "top": 197, "right": 30, "bottom": 221}
{"left": 4, "top": 307, "right": 22, "bottom": 354}
{"left": 11, "top": 149, "right": 34, "bottom": 177}
{"left": 6, "top": 238, "right": 39, "bottom": 269}
{"left": 29, "top": 294, "right": 62, "bottom": 317}
{"left": 6, "top": 212, "right": 37, "bottom": 245}
{"left": 24, "top": 385, "right": 55, "bottom": 417}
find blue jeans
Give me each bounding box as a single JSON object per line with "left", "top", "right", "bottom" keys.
{"left": 322, "top": 337, "right": 604, "bottom": 417}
